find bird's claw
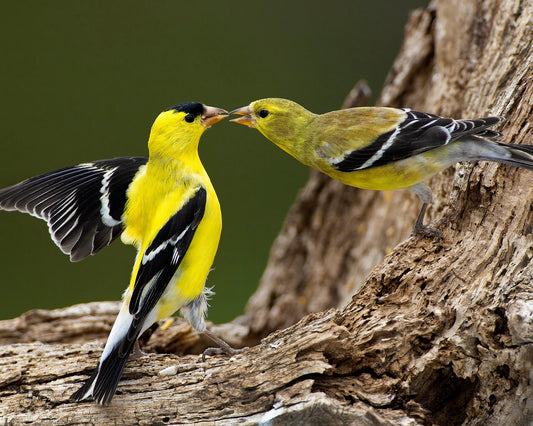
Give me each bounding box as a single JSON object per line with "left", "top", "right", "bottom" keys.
{"left": 202, "top": 345, "right": 248, "bottom": 362}
{"left": 130, "top": 341, "right": 149, "bottom": 359}
{"left": 201, "top": 329, "right": 248, "bottom": 361}
{"left": 411, "top": 201, "right": 441, "bottom": 240}
{"left": 411, "top": 223, "right": 441, "bottom": 240}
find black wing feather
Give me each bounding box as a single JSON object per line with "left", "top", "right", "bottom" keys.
{"left": 128, "top": 187, "right": 207, "bottom": 320}
{"left": 333, "top": 110, "right": 502, "bottom": 172}
{"left": 0, "top": 156, "right": 148, "bottom": 261}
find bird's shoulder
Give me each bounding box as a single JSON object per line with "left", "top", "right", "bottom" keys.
{"left": 122, "top": 165, "right": 212, "bottom": 247}
{"left": 313, "top": 107, "right": 407, "bottom": 160}
{"left": 319, "top": 107, "right": 405, "bottom": 128}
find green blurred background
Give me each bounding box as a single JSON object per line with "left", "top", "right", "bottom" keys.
{"left": 0, "top": 1, "right": 427, "bottom": 322}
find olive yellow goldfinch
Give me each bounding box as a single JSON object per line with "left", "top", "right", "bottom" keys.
{"left": 0, "top": 102, "right": 239, "bottom": 405}
{"left": 231, "top": 98, "right": 533, "bottom": 235}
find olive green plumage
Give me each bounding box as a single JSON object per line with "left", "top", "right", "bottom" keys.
{"left": 231, "top": 98, "right": 533, "bottom": 235}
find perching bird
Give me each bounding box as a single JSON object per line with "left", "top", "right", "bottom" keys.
{"left": 231, "top": 98, "right": 533, "bottom": 236}
{"left": 0, "top": 102, "right": 240, "bottom": 405}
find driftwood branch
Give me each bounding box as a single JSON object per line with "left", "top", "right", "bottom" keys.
{"left": 1, "top": 0, "right": 533, "bottom": 424}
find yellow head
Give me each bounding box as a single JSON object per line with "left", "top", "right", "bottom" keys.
{"left": 230, "top": 98, "right": 315, "bottom": 161}
{"left": 148, "top": 102, "right": 227, "bottom": 159}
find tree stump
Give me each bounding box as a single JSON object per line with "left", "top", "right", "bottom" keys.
{"left": 1, "top": 0, "right": 532, "bottom": 424}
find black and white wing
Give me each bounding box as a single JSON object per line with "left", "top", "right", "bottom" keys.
{"left": 333, "top": 110, "right": 503, "bottom": 172}
{"left": 128, "top": 186, "right": 207, "bottom": 319}
{"left": 0, "top": 156, "right": 148, "bottom": 261}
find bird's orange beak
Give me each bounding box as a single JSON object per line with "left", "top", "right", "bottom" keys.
{"left": 202, "top": 106, "right": 228, "bottom": 128}
{"left": 229, "top": 106, "right": 256, "bottom": 128}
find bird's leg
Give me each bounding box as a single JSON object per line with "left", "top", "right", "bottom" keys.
{"left": 129, "top": 340, "right": 148, "bottom": 359}
{"left": 201, "top": 329, "right": 248, "bottom": 361}
{"left": 409, "top": 183, "right": 441, "bottom": 238}
{"left": 181, "top": 292, "right": 248, "bottom": 361}
{"left": 412, "top": 202, "right": 441, "bottom": 238}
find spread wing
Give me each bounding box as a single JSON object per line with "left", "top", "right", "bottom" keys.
{"left": 0, "top": 156, "right": 148, "bottom": 261}
{"left": 332, "top": 110, "right": 502, "bottom": 172}
{"left": 128, "top": 186, "right": 207, "bottom": 319}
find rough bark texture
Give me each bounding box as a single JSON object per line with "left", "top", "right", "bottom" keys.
{"left": 1, "top": 0, "right": 533, "bottom": 424}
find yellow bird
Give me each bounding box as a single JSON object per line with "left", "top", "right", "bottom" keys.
{"left": 0, "top": 102, "right": 241, "bottom": 405}
{"left": 231, "top": 98, "right": 533, "bottom": 235}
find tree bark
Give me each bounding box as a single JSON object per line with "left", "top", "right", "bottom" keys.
{"left": 1, "top": 0, "right": 532, "bottom": 424}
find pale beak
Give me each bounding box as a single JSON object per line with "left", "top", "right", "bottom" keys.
{"left": 229, "top": 105, "right": 256, "bottom": 128}
{"left": 202, "top": 106, "right": 229, "bottom": 128}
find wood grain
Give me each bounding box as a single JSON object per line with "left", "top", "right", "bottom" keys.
{"left": 1, "top": 1, "right": 532, "bottom": 424}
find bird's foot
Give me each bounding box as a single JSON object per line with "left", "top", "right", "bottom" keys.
{"left": 411, "top": 223, "right": 441, "bottom": 240}
{"left": 130, "top": 341, "right": 149, "bottom": 359}
{"left": 201, "top": 329, "right": 248, "bottom": 361}
{"left": 411, "top": 200, "right": 441, "bottom": 239}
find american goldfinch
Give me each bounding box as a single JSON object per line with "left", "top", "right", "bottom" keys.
{"left": 0, "top": 102, "right": 241, "bottom": 405}
{"left": 231, "top": 98, "right": 533, "bottom": 236}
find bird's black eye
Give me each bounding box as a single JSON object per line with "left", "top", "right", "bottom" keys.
{"left": 258, "top": 109, "right": 269, "bottom": 118}
{"left": 184, "top": 114, "right": 195, "bottom": 123}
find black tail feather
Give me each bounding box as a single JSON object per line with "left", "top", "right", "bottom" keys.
{"left": 71, "top": 336, "right": 137, "bottom": 405}
{"left": 496, "top": 142, "right": 533, "bottom": 171}
{"left": 70, "top": 366, "right": 100, "bottom": 402}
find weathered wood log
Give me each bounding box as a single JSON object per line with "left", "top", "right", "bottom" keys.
{"left": 1, "top": 0, "right": 532, "bottom": 424}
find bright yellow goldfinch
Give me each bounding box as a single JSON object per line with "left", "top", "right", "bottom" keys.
{"left": 0, "top": 102, "right": 239, "bottom": 405}
{"left": 231, "top": 98, "right": 533, "bottom": 235}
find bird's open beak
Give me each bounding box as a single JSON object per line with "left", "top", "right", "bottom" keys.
{"left": 229, "top": 106, "right": 256, "bottom": 128}
{"left": 202, "top": 106, "right": 229, "bottom": 128}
